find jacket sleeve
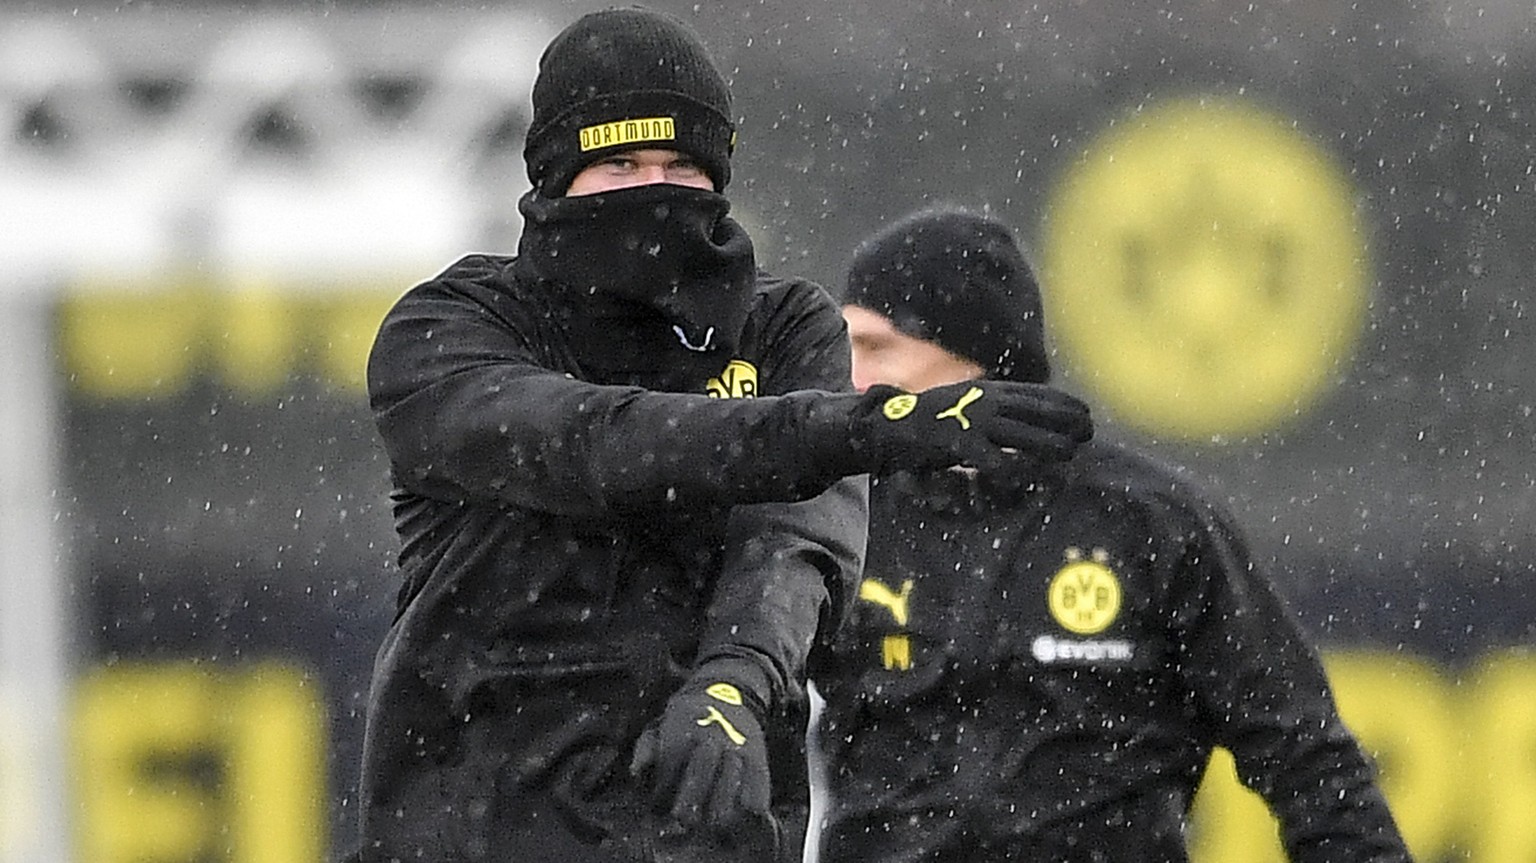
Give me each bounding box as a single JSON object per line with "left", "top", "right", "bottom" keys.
{"left": 1168, "top": 499, "right": 1413, "bottom": 863}
{"left": 692, "top": 281, "right": 869, "bottom": 714}
{"left": 366, "top": 269, "right": 863, "bottom": 519}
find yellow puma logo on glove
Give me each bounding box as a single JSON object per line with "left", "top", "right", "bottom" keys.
{"left": 696, "top": 706, "right": 747, "bottom": 745}
{"left": 934, "top": 386, "right": 984, "bottom": 430}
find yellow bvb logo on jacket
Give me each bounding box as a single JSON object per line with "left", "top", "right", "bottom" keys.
{"left": 1047, "top": 547, "right": 1122, "bottom": 635}
{"left": 706, "top": 359, "right": 758, "bottom": 398}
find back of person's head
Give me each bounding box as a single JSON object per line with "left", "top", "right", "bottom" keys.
{"left": 844, "top": 207, "right": 1051, "bottom": 383}
{"left": 524, "top": 6, "right": 735, "bottom": 196}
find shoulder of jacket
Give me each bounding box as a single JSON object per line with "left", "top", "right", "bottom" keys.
{"left": 397, "top": 254, "right": 536, "bottom": 308}
{"left": 1068, "top": 439, "right": 1233, "bottom": 528}
{"left": 750, "top": 270, "right": 843, "bottom": 330}
{"left": 384, "top": 254, "right": 553, "bottom": 337}
{"left": 426, "top": 253, "right": 517, "bottom": 286}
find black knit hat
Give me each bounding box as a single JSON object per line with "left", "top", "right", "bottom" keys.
{"left": 844, "top": 207, "right": 1051, "bottom": 383}
{"left": 525, "top": 7, "right": 736, "bottom": 196}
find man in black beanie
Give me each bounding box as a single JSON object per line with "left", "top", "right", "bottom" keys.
{"left": 353, "top": 10, "right": 1092, "bottom": 863}
{"left": 841, "top": 207, "right": 1051, "bottom": 389}
{"left": 811, "top": 207, "right": 1412, "bottom": 863}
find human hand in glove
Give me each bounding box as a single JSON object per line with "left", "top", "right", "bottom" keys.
{"left": 847, "top": 379, "right": 1092, "bottom": 474}
{"left": 630, "top": 664, "right": 772, "bottom": 831}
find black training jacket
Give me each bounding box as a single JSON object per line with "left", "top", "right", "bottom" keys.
{"left": 814, "top": 439, "right": 1411, "bottom": 863}
{"left": 356, "top": 254, "right": 868, "bottom": 863}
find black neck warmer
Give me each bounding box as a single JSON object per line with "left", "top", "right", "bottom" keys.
{"left": 515, "top": 183, "right": 757, "bottom": 357}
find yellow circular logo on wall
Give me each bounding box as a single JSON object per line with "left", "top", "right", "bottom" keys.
{"left": 1041, "top": 97, "right": 1369, "bottom": 440}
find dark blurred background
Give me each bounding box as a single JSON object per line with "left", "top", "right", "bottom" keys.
{"left": 1, "top": 1, "right": 1532, "bottom": 862}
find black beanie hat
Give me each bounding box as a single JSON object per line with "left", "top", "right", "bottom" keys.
{"left": 525, "top": 7, "right": 736, "bottom": 196}
{"left": 844, "top": 207, "right": 1051, "bottom": 383}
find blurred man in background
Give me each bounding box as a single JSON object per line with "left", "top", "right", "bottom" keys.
{"left": 811, "top": 207, "right": 1412, "bottom": 863}
{"left": 354, "top": 10, "right": 1092, "bottom": 863}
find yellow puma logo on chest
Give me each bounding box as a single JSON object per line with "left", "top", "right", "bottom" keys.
{"left": 859, "top": 577, "right": 913, "bottom": 625}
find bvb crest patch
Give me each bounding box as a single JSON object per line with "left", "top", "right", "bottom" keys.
{"left": 706, "top": 359, "right": 758, "bottom": 398}
{"left": 1046, "top": 547, "right": 1122, "bottom": 635}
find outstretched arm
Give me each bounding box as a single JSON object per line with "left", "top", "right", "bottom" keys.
{"left": 367, "top": 273, "right": 852, "bottom": 517}
{"left": 368, "top": 268, "right": 1091, "bottom": 520}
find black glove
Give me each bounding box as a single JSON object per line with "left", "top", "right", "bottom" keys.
{"left": 630, "top": 661, "right": 772, "bottom": 831}
{"left": 847, "top": 379, "right": 1092, "bottom": 474}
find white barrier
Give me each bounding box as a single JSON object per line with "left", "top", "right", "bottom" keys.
{"left": 0, "top": 10, "right": 557, "bottom": 288}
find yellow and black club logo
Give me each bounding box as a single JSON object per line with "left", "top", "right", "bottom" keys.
{"left": 1041, "top": 96, "right": 1370, "bottom": 441}
{"left": 1046, "top": 547, "right": 1122, "bottom": 635}
{"left": 706, "top": 359, "right": 758, "bottom": 399}
{"left": 881, "top": 393, "right": 918, "bottom": 420}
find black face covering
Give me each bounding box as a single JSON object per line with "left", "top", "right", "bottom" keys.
{"left": 515, "top": 183, "right": 757, "bottom": 356}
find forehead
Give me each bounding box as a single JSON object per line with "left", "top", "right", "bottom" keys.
{"left": 594, "top": 147, "right": 691, "bottom": 162}
{"left": 841, "top": 304, "right": 901, "bottom": 339}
